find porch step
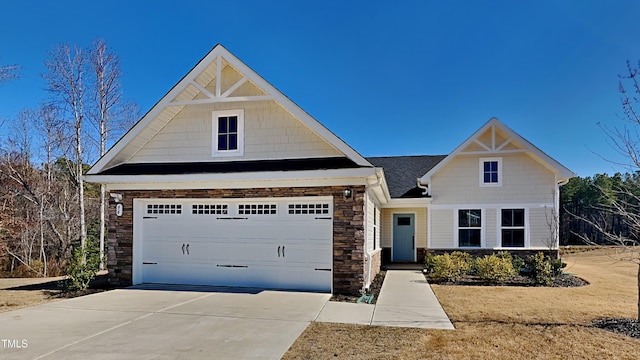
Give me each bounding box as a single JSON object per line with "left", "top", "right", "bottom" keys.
{"left": 383, "top": 263, "right": 425, "bottom": 270}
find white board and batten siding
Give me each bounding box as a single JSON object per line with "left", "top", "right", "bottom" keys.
{"left": 128, "top": 100, "right": 342, "bottom": 164}
{"left": 132, "top": 196, "right": 334, "bottom": 292}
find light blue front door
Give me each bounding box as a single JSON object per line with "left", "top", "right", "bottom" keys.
{"left": 392, "top": 214, "right": 415, "bottom": 262}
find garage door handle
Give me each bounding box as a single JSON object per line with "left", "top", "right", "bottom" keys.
{"left": 315, "top": 217, "right": 331, "bottom": 220}
{"left": 217, "top": 264, "right": 248, "bottom": 268}
{"left": 315, "top": 268, "right": 331, "bottom": 271}
{"left": 143, "top": 262, "right": 157, "bottom": 265}
{"left": 282, "top": 245, "right": 285, "bottom": 258}
{"left": 277, "top": 246, "right": 281, "bottom": 257}
{"left": 182, "top": 243, "right": 185, "bottom": 255}
{"left": 186, "top": 243, "right": 190, "bottom": 255}
{"left": 216, "top": 217, "right": 248, "bottom": 220}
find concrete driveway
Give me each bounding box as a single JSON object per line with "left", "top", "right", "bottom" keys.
{"left": 0, "top": 284, "right": 330, "bottom": 360}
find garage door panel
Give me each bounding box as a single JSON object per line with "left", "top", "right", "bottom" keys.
{"left": 140, "top": 198, "right": 333, "bottom": 292}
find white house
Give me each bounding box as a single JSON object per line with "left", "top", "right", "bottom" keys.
{"left": 85, "top": 45, "right": 575, "bottom": 295}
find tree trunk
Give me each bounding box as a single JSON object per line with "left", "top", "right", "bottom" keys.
{"left": 637, "top": 263, "right": 639, "bottom": 322}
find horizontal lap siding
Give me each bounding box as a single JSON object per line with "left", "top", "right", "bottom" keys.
{"left": 430, "top": 154, "right": 555, "bottom": 205}
{"left": 428, "top": 152, "right": 557, "bottom": 250}
{"left": 129, "top": 100, "right": 341, "bottom": 163}
{"left": 528, "top": 207, "right": 553, "bottom": 248}
{"left": 430, "top": 209, "right": 453, "bottom": 248}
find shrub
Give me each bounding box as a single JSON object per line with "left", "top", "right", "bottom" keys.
{"left": 524, "top": 252, "right": 554, "bottom": 286}
{"left": 550, "top": 258, "right": 567, "bottom": 276}
{"left": 429, "top": 253, "right": 471, "bottom": 282}
{"left": 62, "top": 241, "right": 101, "bottom": 292}
{"left": 475, "top": 254, "right": 516, "bottom": 282}
{"left": 424, "top": 253, "right": 436, "bottom": 273}
{"left": 511, "top": 256, "right": 525, "bottom": 274}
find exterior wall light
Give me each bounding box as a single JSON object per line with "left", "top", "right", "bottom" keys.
{"left": 344, "top": 188, "right": 353, "bottom": 199}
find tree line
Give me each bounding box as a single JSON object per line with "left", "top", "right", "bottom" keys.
{"left": 0, "top": 39, "right": 136, "bottom": 277}
{"left": 560, "top": 172, "right": 640, "bottom": 245}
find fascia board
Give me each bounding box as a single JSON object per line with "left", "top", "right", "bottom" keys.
{"left": 382, "top": 198, "right": 431, "bottom": 208}
{"left": 84, "top": 167, "right": 377, "bottom": 185}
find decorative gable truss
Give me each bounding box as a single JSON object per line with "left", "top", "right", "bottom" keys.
{"left": 168, "top": 53, "right": 270, "bottom": 106}
{"left": 419, "top": 118, "right": 575, "bottom": 194}
{"left": 87, "top": 45, "right": 372, "bottom": 175}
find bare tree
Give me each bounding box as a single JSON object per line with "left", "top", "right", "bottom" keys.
{"left": 89, "top": 38, "right": 123, "bottom": 270}
{"left": 0, "top": 62, "right": 20, "bottom": 83}
{"left": 43, "top": 44, "right": 88, "bottom": 255}
{"left": 579, "top": 60, "right": 640, "bottom": 322}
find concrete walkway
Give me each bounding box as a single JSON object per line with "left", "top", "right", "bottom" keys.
{"left": 316, "top": 270, "right": 454, "bottom": 329}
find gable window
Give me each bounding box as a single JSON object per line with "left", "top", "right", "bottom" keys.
{"left": 212, "top": 109, "right": 244, "bottom": 157}
{"left": 501, "top": 209, "right": 525, "bottom": 247}
{"left": 479, "top": 157, "right": 502, "bottom": 187}
{"left": 458, "top": 209, "right": 481, "bottom": 247}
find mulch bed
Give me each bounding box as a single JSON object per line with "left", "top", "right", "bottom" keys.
{"left": 592, "top": 318, "right": 640, "bottom": 339}
{"left": 331, "top": 270, "right": 386, "bottom": 304}
{"left": 426, "top": 272, "right": 589, "bottom": 287}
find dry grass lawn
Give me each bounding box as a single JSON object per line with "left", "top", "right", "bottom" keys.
{"left": 0, "top": 277, "right": 64, "bottom": 313}
{"left": 283, "top": 249, "right": 640, "bottom": 359}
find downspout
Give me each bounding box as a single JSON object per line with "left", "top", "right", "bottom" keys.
{"left": 417, "top": 179, "right": 429, "bottom": 196}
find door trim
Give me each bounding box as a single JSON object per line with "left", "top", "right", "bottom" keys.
{"left": 391, "top": 212, "right": 416, "bottom": 262}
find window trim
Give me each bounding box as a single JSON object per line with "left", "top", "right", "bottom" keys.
{"left": 499, "top": 208, "right": 527, "bottom": 248}
{"left": 455, "top": 208, "right": 484, "bottom": 248}
{"left": 212, "top": 109, "right": 244, "bottom": 157}
{"left": 479, "top": 157, "right": 502, "bottom": 187}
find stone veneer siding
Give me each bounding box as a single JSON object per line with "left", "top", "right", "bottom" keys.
{"left": 367, "top": 249, "right": 382, "bottom": 289}
{"left": 107, "top": 186, "right": 366, "bottom": 295}
{"left": 381, "top": 247, "right": 558, "bottom": 264}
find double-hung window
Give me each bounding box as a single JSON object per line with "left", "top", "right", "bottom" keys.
{"left": 212, "top": 109, "right": 244, "bottom": 157}
{"left": 480, "top": 157, "right": 502, "bottom": 187}
{"left": 501, "top": 209, "right": 525, "bottom": 247}
{"left": 458, "top": 209, "right": 482, "bottom": 247}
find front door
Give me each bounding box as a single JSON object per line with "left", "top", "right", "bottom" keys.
{"left": 392, "top": 214, "right": 415, "bottom": 262}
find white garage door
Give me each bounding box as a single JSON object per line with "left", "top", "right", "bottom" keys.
{"left": 136, "top": 197, "right": 333, "bottom": 292}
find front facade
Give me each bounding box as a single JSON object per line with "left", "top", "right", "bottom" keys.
{"left": 86, "top": 45, "right": 574, "bottom": 295}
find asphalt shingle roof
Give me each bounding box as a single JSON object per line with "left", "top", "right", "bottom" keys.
{"left": 366, "top": 155, "right": 447, "bottom": 198}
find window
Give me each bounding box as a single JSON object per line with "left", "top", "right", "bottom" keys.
{"left": 479, "top": 157, "right": 502, "bottom": 187}
{"left": 458, "top": 209, "right": 481, "bottom": 247}
{"left": 238, "top": 204, "right": 277, "bottom": 215}
{"left": 212, "top": 109, "right": 244, "bottom": 157}
{"left": 147, "top": 204, "right": 182, "bottom": 215}
{"left": 217, "top": 116, "right": 238, "bottom": 151}
{"left": 288, "top": 203, "right": 330, "bottom": 215}
{"left": 192, "top": 204, "right": 228, "bottom": 215}
{"left": 501, "top": 209, "right": 525, "bottom": 247}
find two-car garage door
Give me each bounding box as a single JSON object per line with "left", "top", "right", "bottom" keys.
{"left": 135, "top": 197, "right": 333, "bottom": 292}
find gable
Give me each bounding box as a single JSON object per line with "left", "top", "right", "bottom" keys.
{"left": 88, "top": 44, "right": 371, "bottom": 175}
{"left": 420, "top": 118, "right": 575, "bottom": 185}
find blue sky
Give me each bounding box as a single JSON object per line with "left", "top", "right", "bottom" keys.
{"left": 1, "top": 1, "right": 640, "bottom": 177}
